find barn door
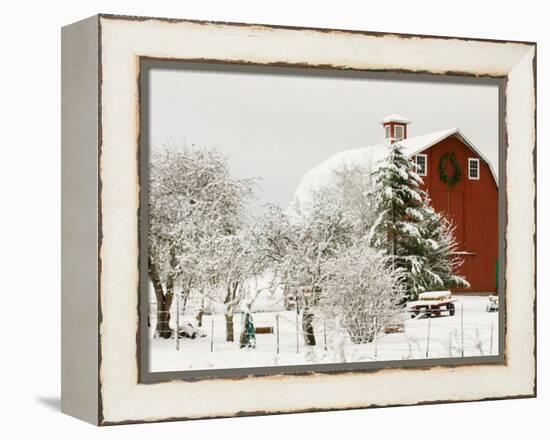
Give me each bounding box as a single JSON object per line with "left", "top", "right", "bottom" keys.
{"left": 431, "top": 190, "right": 465, "bottom": 246}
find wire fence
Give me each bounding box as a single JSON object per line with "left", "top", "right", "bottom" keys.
{"left": 148, "top": 300, "right": 499, "bottom": 360}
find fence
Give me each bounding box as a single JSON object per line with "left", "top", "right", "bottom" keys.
{"left": 148, "top": 300, "right": 499, "bottom": 362}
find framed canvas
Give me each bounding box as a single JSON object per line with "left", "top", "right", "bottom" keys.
{"left": 61, "top": 14, "right": 536, "bottom": 425}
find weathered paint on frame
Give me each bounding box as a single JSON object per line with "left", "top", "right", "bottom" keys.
{"left": 61, "top": 13, "right": 536, "bottom": 425}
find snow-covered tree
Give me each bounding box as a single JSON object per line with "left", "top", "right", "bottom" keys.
{"left": 248, "top": 193, "right": 355, "bottom": 346}
{"left": 320, "top": 239, "right": 403, "bottom": 344}
{"left": 208, "top": 230, "right": 259, "bottom": 342}
{"left": 277, "top": 189, "right": 355, "bottom": 345}
{"left": 148, "top": 145, "right": 255, "bottom": 338}
{"left": 368, "top": 143, "right": 468, "bottom": 300}
{"left": 368, "top": 143, "right": 430, "bottom": 300}
{"left": 248, "top": 205, "right": 295, "bottom": 291}
{"left": 326, "top": 162, "right": 375, "bottom": 234}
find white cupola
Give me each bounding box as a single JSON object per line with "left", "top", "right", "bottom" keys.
{"left": 380, "top": 114, "right": 411, "bottom": 144}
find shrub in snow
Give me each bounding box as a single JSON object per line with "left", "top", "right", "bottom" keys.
{"left": 320, "top": 240, "right": 403, "bottom": 344}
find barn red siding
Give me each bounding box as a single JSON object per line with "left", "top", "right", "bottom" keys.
{"left": 415, "top": 136, "right": 498, "bottom": 293}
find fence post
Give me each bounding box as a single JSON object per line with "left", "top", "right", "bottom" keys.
{"left": 490, "top": 321, "right": 494, "bottom": 355}
{"left": 373, "top": 316, "right": 378, "bottom": 359}
{"left": 176, "top": 293, "right": 180, "bottom": 351}
{"left": 276, "top": 313, "right": 280, "bottom": 355}
{"left": 295, "top": 305, "right": 299, "bottom": 355}
{"left": 425, "top": 316, "right": 431, "bottom": 358}
{"left": 210, "top": 316, "right": 214, "bottom": 353}
{"left": 461, "top": 302, "right": 465, "bottom": 357}
{"left": 323, "top": 316, "right": 328, "bottom": 352}
{"left": 151, "top": 304, "right": 156, "bottom": 338}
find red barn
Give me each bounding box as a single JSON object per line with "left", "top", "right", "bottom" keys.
{"left": 381, "top": 115, "right": 498, "bottom": 293}
{"left": 295, "top": 114, "right": 498, "bottom": 293}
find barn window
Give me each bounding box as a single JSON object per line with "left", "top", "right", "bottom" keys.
{"left": 415, "top": 154, "right": 427, "bottom": 176}
{"left": 468, "top": 158, "right": 480, "bottom": 180}
{"left": 394, "top": 125, "right": 404, "bottom": 141}
{"left": 385, "top": 125, "right": 391, "bottom": 140}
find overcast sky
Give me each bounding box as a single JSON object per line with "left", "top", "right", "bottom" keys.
{"left": 148, "top": 64, "right": 499, "bottom": 215}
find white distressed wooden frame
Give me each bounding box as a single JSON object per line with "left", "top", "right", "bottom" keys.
{"left": 61, "top": 14, "right": 536, "bottom": 425}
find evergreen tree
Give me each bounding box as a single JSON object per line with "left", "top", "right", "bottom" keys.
{"left": 368, "top": 143, "right": 468, "bottom": 301}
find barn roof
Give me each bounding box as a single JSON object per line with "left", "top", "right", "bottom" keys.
{"left": 380, "top": 114, "right": 412, "bottom": 124}
{"left": 292, "top": 128, "right": 498, "bottom": 209}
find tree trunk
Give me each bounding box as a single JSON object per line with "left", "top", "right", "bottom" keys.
{"left": 196, "top": 309, "right": 204, "bottom": 327}
{"left": 148, "top": 257, "right": 174, "bottom": 339}
{"left": 180, "top": 290, "right": 189, "bottom": 314}
{"left": 225, "top": 314, "right": 234, "bottom": 342}
{"left": 195, "top": 294, "right": 205, "bottom": 327}
{"left": 223, "top": 281, "right": 239, "bottom": 342}
{"left": 156, "top": 300, "right": 172, "bottom": 338}
{"left": 302, "top": 308, "right": 316, "bottom": 346}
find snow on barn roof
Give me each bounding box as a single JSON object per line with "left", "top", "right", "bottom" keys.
{"left": 291, "top": 128, "right": 497, "bottom": 210}
{"left": 380, "top": 114, "right": 412, "bottom": 124}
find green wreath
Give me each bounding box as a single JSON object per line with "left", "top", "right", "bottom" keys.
{"left": 439, "top": 152, "right": 462, "bottom": 186}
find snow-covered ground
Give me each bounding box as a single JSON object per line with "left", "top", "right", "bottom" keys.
{"left": 148, "top": 295, "right": 499, "bottom": 372}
